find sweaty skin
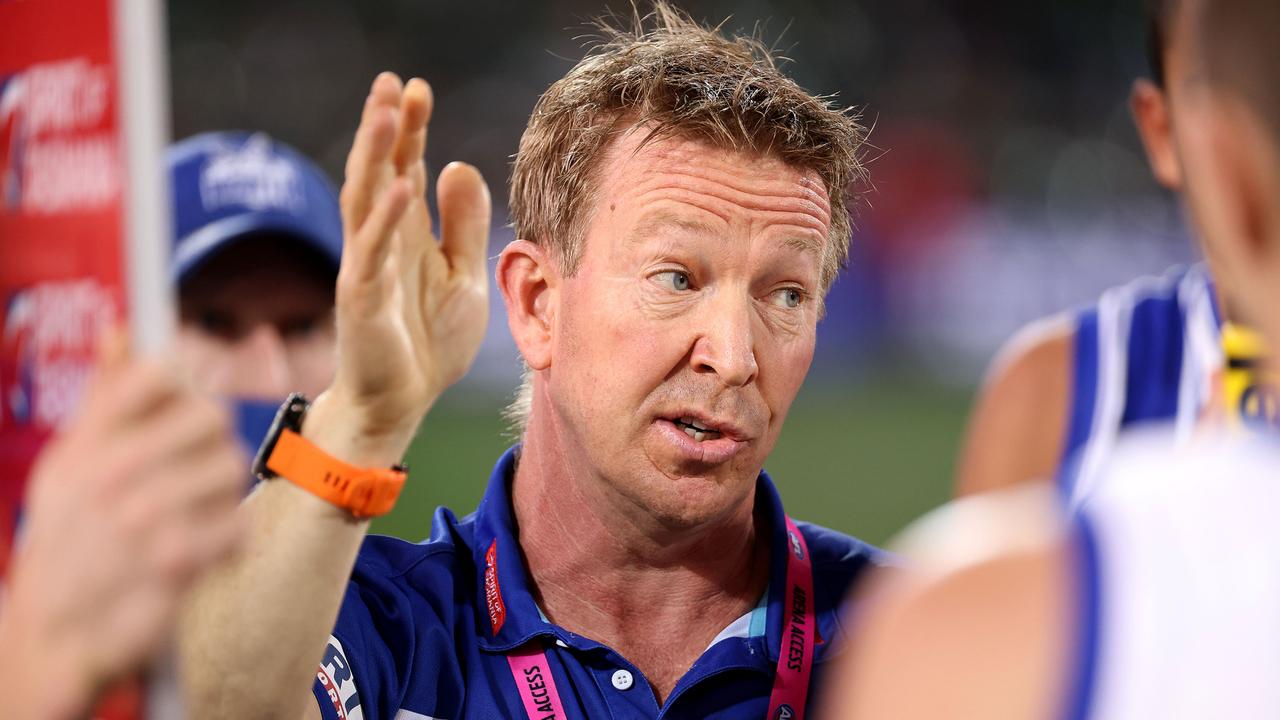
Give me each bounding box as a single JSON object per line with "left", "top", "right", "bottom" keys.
{"left": 820, "top": 485, "right": 1074, "bottom": 720}
{"left": 506, "top": 129, "right": 832, "bottom": 701}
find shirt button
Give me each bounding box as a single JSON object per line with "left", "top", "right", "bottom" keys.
{"left": 611, "top": 669, "right": 634, "bottom": 691}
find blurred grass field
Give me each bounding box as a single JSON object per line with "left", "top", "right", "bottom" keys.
{"left": 373, "top": 369, "right": 972, "bottom": 547}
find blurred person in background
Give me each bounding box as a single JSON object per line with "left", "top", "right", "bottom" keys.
{"left": 955, "top": 0, "right": 1276, "bottom": 504}
{"left": 169, "top": 131, "right": 342, "bottom": 452}
{"left": 180, "top": 4, "right": 887, "bottom": 719}
{"left": 0, "top": 332, "right": 245, "bottom": 719}
{"left": 0, "top": 130, "right": 337, "bottom": 719}
{"left": 824, "top": 0, "right": 1280, "bottom": 716}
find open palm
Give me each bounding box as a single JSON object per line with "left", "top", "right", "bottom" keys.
{"left": 326, "top": 73, "right": 491, "bottom": 460}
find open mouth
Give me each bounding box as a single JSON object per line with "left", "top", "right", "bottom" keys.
{"left": 673, "top": 416, "right": 723, "bottom": 442}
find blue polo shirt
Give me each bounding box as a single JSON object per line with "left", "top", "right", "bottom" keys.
{"left": 313, "top": 447, "right": 885, "bottom": 719}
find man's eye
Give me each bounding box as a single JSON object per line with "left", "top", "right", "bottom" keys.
{"left": 279, "top": 316, "right": 319, "bottom": 339}
{"left": 195, "top": 309, "right": 238, "bottom": 339}
{"left": 771, "top": 287, "right": 805, "bottom": 309}
{"left": 653, "top": 270, "right": 692, "bottom": 292}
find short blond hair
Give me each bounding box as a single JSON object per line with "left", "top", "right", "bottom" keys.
{"left": 509, "top": 2, "right": 868, "bottom": 293}
{"left": 505, "top": 2, "right": 869, "bottom": 431}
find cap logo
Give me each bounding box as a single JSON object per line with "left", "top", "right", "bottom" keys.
{"left": 199, "top": 133, "right": 302, "bottom": 213}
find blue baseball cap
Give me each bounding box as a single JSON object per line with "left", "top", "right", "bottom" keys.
{"left": 169, "top": 131, "right": 343, "bottom": 283}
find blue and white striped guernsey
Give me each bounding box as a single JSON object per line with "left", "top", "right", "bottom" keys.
{"left": 1059, "top": 264, "right": 1223, "bottom": 506}
{"left": 1064, "top": 431, "right": 1280, "bottom": 719}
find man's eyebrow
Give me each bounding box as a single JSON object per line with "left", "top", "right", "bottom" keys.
{"left": 625, "top": 212, "right": 721, "bottom": 246}
{"left": 777, "top": 232, "right": 823, "bottom": 256}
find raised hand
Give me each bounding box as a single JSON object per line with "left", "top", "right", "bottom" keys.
{"left": 310, "top": 72, "right": 492, "bottom": 467}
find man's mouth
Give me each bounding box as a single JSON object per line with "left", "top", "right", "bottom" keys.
{"left": 674, "top": 416, "right": 723, "bottom": 442}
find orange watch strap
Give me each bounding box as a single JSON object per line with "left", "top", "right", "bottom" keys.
{"left": 265, "top": 429, "right": 405, "bottom": 518}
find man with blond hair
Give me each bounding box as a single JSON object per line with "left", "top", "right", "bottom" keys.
{"left": 181, "top": 5, "right": 882, "bottom": 718}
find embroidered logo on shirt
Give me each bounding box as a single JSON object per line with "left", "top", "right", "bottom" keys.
{"left": 485, "top": 539, "right": 507, "bottom": 635}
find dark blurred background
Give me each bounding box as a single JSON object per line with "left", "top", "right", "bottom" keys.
{"left": 168, "top": 0, "right": 1194, "bottom": 545}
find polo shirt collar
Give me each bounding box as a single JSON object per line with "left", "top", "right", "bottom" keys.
{"left": 468, "top": 445, "right": 826, "bottom": 664}
{"left": 471, "top": 446, "right": 549, "bottom": 651}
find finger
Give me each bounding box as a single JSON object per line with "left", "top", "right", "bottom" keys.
{"left": 74, "top": 324, "right": 134, "bottom": 427}
{"left": 436, "top": 162, "right": 492, "bottom": 283}
{"left": 154, "top": 442, "right": 247, "bottom": 524}
{"left": 345, "top": 177, "right": 413, "bottom": 285}
{"left": 81, "top": 359, "right": 183, "bottom": 434}
{"left": 341, "top": 105, "right": 399, "bottom": 239}
{"left": 96, "top": 324, "right": 130, "bottom": 372}
{"left": 340, "top": 73, "right": 405, "bottom": 236}
{"left": 111, "top": 394, "right": 237, "bottom": 483}
{"left": 342, "top": 75, "right": 401, "bottom": 209}
{"left": 393, "top": 78, "right": 432, "bottom": 185}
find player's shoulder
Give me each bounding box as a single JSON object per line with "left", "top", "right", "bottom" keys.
{"left": 350, "top": 505, "right": 478, "bottom": 594}
{"left": 845, "top": 483, "right": 1072, "bottom": 637}
{"left": 981, "top": 264, "right": 1204, "bottom": 400}
{"left": 956, "top": 315, "right": 1076, "bottom": 493}
{"left": 986, "top": 313, "right": 1076, "bottom": 397}
{"left": 833, "top": 486, "right": 1074, "bottom": 719}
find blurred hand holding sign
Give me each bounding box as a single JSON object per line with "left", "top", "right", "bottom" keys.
{"left": 0, "top": 0, "right": 171, "bottom": 717}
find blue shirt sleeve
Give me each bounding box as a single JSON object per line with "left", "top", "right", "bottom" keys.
{"left": 311, "top": 575, "right": 403, "bottom": 720}
{"left": 309, "top": 534, "right": 461, "bottom": 720}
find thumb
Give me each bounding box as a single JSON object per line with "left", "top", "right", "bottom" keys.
{"left": 96, "top": 324, "right": 131, "bottom": 373}
{"left": 437, "top": 162, "right": 491, "bottom": 285}
{"left": 78, "top": 324, "right": 133, "bottom": 422}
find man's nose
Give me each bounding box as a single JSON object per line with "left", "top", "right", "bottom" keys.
{"left": 689, "top": 294, "right": 758, "bottom": 387}
{"left": 228, "top": 323, "right": 293, "bottom": 400}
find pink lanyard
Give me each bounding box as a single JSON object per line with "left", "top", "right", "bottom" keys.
{"left": 506, "top": 516, "right": 816, "bottom": 720}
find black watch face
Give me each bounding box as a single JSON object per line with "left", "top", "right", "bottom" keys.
{"left": 252, "top": 393, "right": 309, "bottom": 479}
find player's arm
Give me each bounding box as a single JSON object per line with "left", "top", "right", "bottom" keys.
{"left": 954, "top": 315, "right": 1074, "bottom": 496}
{"left": 819, "top": 486, "right": 1075, "bottom": 720}
{"left": 179, "top": 72, "right": 491, "bottom": 720}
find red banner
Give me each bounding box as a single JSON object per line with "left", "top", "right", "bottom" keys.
{"left": 0, "top": 0, "right": 127, "bottom": 548}
{"left": 1, "top": 1, "right": 170, "bottom": 716}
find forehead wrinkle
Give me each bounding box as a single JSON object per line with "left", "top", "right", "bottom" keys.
{"left": 629, "top": 182, "right": 830, "bottom": 242}
{"left": 607, "top": 135, "right": 834, "bottom": 227}
{"left": 627, "top": 172, "right": 834, "bottom": 234}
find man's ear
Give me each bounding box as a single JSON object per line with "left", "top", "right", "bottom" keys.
{"left": 1132, "top": 79, "right": 1184, "bottom": 190}
{"left": 497, "top": 239, "right": 556, "bottom": 371}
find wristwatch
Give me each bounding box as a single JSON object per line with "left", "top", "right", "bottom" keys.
{"left": 252, "top": 393, "right": 407, "bottom": 518}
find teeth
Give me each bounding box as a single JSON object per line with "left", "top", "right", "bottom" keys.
{"left": 679, "top": 422, "right": 720, "bottom": 442}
